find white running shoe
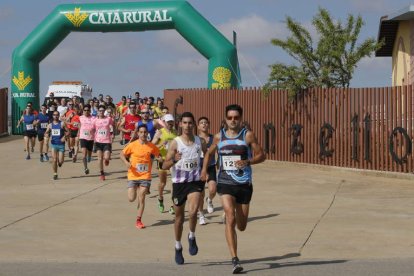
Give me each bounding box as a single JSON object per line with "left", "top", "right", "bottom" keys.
{"left": 206, "top": 197, "right": 214, "bottom": 214}
{"left": 199, "top": 215, "right": 207, "bottom": 225}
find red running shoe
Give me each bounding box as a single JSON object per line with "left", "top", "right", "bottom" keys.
{"left": 136, "top": 220, "right": 145, "bottom": 229}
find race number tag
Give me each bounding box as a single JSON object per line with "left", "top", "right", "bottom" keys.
{"left": 97, "top": 129, "right": 107, "bottom": 136}
{"left": 26, "top": 124, "right": 34, "bottom": 130}
{"left": 181, "top": 158, "right": 198, "bottom": 171}
{"left": 222, "top": 155, "right": 241, "bottom": 171}
{"left": 40, "top": 123, "right": 48, "bottom": 129}
{"left": 136, "top": 163, "right": 149, "bottom": 173}
{"left": 51, "top": 129, "right": 61, "bottom": 136}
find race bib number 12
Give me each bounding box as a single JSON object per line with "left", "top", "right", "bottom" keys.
{"left": 222, "top": 155, "right": 241, "bottom": 171}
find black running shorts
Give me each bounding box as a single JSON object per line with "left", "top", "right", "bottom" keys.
{"left": 172, "top": 181, "right": 205, "bottom": 207}
{"left": 217, "top": 183, "right": 253, "bottom": 204}
{"left": 94, "top": 142, "right": 112, "bottom": 152}
{"left": 80, "top": 139, "right": 94, "bottom": 152}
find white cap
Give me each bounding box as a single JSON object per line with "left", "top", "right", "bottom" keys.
{"left": 163, "top": 114, "right": 174, "bottom": 122}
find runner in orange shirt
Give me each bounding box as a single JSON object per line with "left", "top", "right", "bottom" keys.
{"left": 66, "top": 105, "right": 80, "bottom": 162}
{"left": 120, "top": 124, "right": 162, "bottom": 229}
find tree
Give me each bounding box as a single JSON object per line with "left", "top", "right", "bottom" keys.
{"left": 264, "top": 8, "right": 383, "bottom": 99}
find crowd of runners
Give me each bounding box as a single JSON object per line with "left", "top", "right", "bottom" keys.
{"left": 16, "top": 92, "right": 266, "bottom": 274}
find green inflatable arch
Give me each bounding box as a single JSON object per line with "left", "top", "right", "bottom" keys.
{"left": 11, "top": 1, "right": 240, "bottom": 134}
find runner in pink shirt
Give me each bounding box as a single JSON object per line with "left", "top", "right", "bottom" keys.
{"left": 78, "top": 104, "right": 96, "bottom": 175}
{"left": 94, "top": 105, "right": 114, "bottom": 180}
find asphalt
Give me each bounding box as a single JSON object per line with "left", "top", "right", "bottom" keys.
{"left": 1, "top": 135, "right": 414, "bottom": 275}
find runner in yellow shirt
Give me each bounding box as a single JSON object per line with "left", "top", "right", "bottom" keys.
{"left": 120, "top": 124, "right": 162, "bottom": 229}
{"left": 152, "top": 114, "right": 177, "bottom": 214}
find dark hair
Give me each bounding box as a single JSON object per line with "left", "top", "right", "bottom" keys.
{"left": 137, "top": 124, "right": 148, "bottom": 132}
{"left": 41, "top": 104, "right": 47, "bottom": 108}
{"left": 122, "top": 96, "right": 126, "bottom": 100}
{"left": 98, "top": 105, "right": 106, "bottom": 110}
{"left": 225, "top": 104, "right": 243, "bottom": 117}
{"left": 198, "top": 116, "right": 209, "bottom": 124}
{"left": 181, "top": 112, "right": 195, "bottom": 122}
{"left": 83, "top": 104, "right": 91, "bottom": 109}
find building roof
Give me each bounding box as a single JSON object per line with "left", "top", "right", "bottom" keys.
{"left": 376, "top": 5, "right": 414, "bottom": 57}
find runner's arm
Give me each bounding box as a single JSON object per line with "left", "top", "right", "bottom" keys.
{"left": 151, "top": 129, "right": 162, "bottom": 145}
{"left": 240, "top": 131, "right": 266, "bottom": 167}
{"left": 201, "top": 133, "right": 220, "bottom": 181}
{"left": 162, "top": 140, "right": 179, "bottom": 170}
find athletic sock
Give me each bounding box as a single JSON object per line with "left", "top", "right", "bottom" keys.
{"left": 189, "top": 231, "right": 195, "bottom": 239}
{"left": 175, "top": 241, "right": 182, "bottom": 249}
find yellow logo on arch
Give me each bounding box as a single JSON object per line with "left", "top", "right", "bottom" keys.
{"left": 12, "top": 71, "right": 32, "bottom": 91}
{"left": 65, "top": 7, "right": 88, "bottom": 27}
{"left": 212, "top": 67, "right": 232, "bottom": 89}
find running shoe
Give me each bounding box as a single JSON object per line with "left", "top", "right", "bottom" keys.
{"left": 169, "top": 206, "right": 175, "bottom": 215}
{"left": 31, "top": 147, "right": 34, "bottom": 153}
{"left": 104, "top": 159, "right": 109, "bottom": 166}
{"left": 100, "top": 174, "right": 105, "bottom": 181}
{"left": 53, "top": 174, "right": 58, "bottom": 180}
{"left": 175, "top": 247, "right": 184, "bottom": 265}
{"left": 206, "top": 197, "right": 214, "bottom": 214}
{"left": 72, "top": 155, "right": 77, "bottom": 163}
{"left": 26, "top": 155, "right": 30, "bottom": 160}
{"left": 68, "top": 150, "right": 73, "bottom": 158}
{"left": 40, "top": 155, "right": 44, "bottom": 162}
{"left": 44, "top": 154, "right": 49, "bottom": 161}
{"left": 199, "top": 215, "right": 207, "bottom": 225}
{"left": 84, "top": 168, "right": 90, "bottom": 175}
{"left": 188, "top": 235, "right": 198, "bottom": 256}
{"left": 136, "top": 219, "right": 145, "bottom": 229}
{"left": 232, "top": 257, "right": 243, "bottom": 274}
{"left": 87, "top": 156, "right": 92, "bottom": 163}
{"left": 158, "top": 198, "right": 165, "bottom": 213}
{"left": 58, "top": 162, "right": 62, "bottom": 167}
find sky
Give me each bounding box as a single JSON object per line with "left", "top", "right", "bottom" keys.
{"left": 0, "top": 0, "right": 411, "bottom": 102}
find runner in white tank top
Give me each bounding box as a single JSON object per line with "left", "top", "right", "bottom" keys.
{"left": 162, "top": 112, "right": 206, "bottom": 265}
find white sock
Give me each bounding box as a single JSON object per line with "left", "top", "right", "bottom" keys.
{"left": 175, "top": 241, "right": 182, "bottom": 249}
{"left": 207, "top": 197, "right": 212, "bottom": 203}
{"left": 189, "top": 231, "right": 195, "bottom": 239}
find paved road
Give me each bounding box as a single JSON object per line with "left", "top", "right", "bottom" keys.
{"left": 1, "top": 135, "right": 414, "bottom": 275}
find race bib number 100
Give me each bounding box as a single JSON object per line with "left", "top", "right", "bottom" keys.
{"left": 181, "top": 158, "right": 198, "bottom": 171}
{"left": 222, "top": 155, "right": 241, "bottom": 171}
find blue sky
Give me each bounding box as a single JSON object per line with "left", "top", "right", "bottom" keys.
{"left": 0, "top": 0, "right": 410, "bottom": 101}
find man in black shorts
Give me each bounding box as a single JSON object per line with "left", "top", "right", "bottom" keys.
{"left": 201, "top": 104, "right": 265, "bottom": 274}
{"left": 162, "top": 112, "right": 206, "bottom": 265}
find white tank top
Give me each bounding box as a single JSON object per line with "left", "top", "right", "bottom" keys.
{"left": 171, "top": 136, "right": 202, "bottom": 183}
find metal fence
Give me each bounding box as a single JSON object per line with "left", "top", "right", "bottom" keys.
{"left": 164, "top": 86, "right": 414, "bottom": 173}
{"left": 0, "top": 88, "right": 8, "bottom": 136}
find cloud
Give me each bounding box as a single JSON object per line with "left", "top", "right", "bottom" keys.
{"left": 153, "top": 57, "right": 207, "bottom": 73}
{"left": 218, "top": 14, "right": 287, "bottom": 48}
{"left": 42, "top": 32, "right": 142, "bottom": 69}
{"left": 0, "top": 6, "right": 14, "bottom": 22}
{"left": 155, "top": 15, "right": 286, "bottom": 53}
{"left": 349, "top": 0, "right": 393, "bottom": 13}
{"left": 155, "top": 30, "right": 202, "bottom": 54}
